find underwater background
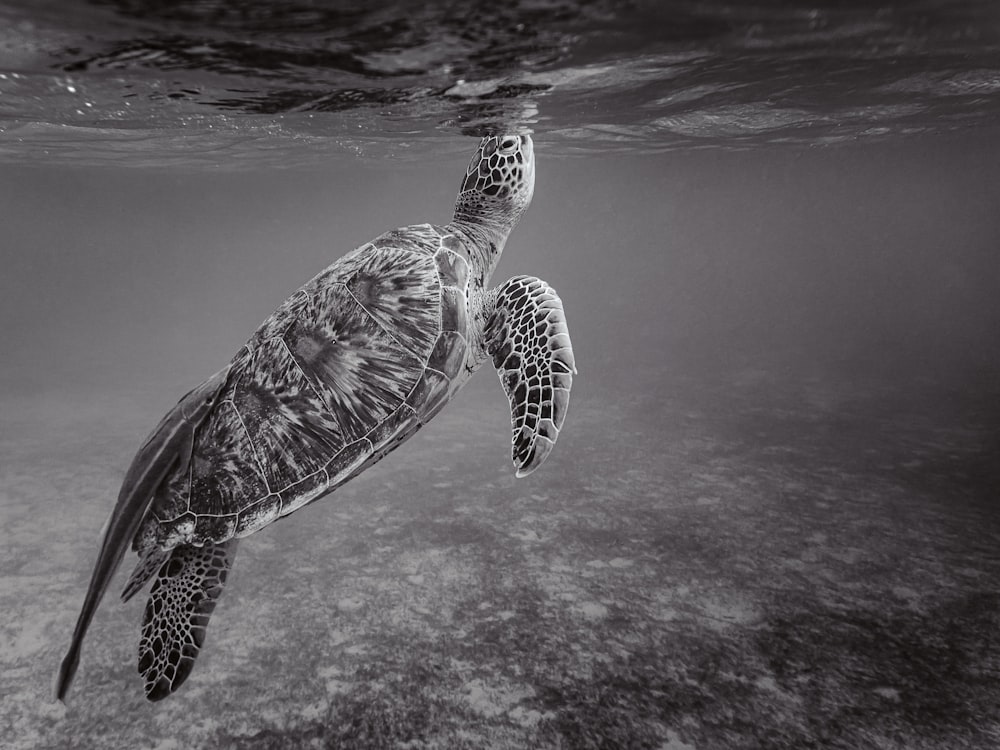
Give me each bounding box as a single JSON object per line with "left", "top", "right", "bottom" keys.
{"left": 2, "top": 1, "right": 1000, "bottom": 748}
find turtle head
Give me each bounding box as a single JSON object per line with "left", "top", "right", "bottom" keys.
{"left": 453, "top": 134, "right": 535, "bottom": 236}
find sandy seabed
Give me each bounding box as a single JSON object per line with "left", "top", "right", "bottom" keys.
{"left": 2, "top": 368, "right": 999, "bottom": 749}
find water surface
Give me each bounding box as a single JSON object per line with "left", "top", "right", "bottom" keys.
{"left": 1, "top": 0, "right": 999, "bottom": 164}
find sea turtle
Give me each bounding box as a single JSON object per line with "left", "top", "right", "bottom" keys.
{"left": 56, "top": 134, "right": 575, "bottom": 702}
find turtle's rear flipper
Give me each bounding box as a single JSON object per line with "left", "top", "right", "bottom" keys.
{"left": 139, "top": 539, "right": 237, "bottom": 701}
{"left": 122, "top": 548, "right": 169, "bottom": 602}
{"left": 487, "top": 275, "right": 576, "bottom": 477}
{"left": 56, "top": 365, "right": 232, "bottom": 703}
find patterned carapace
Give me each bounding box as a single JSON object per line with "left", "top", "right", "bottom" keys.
{"left": 57, "top": 134, "right": 577, "bottom": 702}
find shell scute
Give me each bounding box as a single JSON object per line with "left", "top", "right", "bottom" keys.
{"left": 151, "top": 465, "right": 191, "bottom": 527}
{"left": 193, "top": 514, "right": 238, "bottom": 542}
{"left": 439, "top": 286, "right": 468, "bottom": 334}
{"left": 161, "top": 512, "right": 197, "bottom": 549}
{"left": 440, "top": 233, "right": 475, "bottom": 266}
{"left": 232, "top": 336, "right": 346, "bottom": 491}
{"left": 325, "top": 437, "right": 373, "bottom": 487}
{"left": 188, "top": 400, "right": 269, "bottom": 519}
{"left": 406, "top": 366, "right": 451, "bottom": 421}
{"left": 342, "top": 247, "right": 441, "bottom": 356}
{"left": 364, "top": 403, "right": 417, "bottom": 449}
{"left": 236, "top": 494, "right": 283, "bottom": 537}
{"left": 249, "top": 290, "right": 309, "bottom": 347}
{"left": 371, "top": 225, "right": 440, "bottom": 256}
{"left": 283, "top": 284, "right": 423, "bottom": 443}
{"left": 427, "top": 331, "right": 467, "bottom": 380}
{"left": 434, "top": 248, "right": 470, "bottom": 289}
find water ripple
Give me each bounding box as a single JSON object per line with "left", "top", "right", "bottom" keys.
{"left": 0, "top": 0, "right": 998, "bottom": 166}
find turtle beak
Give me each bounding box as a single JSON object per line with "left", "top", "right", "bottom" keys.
{"left": 518, "top": 135, "right": 535, "bottom": 206}
{"left": 519, "top": 135, "right": 534, "bottom": 174}
{"left": 519, "top": 134, "right": 533, "bottom": 158}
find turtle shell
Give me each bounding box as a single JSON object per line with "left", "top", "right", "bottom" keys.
{"left": 142, "top": 223, "right": 473, "bottom": 550}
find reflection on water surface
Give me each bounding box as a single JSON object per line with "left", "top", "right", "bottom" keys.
{"left": 0, "top": 0, "right": 999, "bottom": 165}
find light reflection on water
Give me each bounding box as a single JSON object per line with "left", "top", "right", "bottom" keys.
{"left": 0, "top": 0, "right": 999, "bottom": 166}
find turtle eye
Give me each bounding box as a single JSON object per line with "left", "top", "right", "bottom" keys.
{"left": 498, "top": 136, "right": 519, "bottom": 154}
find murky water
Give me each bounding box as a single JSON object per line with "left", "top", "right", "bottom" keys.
{"left": 2, "top": 2, "right": 1000, "bottom": 748}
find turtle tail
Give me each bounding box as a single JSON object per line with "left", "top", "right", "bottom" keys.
{"left": 55, "top": 366, "right": 230, "bottom": 702}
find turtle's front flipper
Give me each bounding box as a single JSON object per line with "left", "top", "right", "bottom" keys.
{"left": 139, "top": 539, "right": 237, "bottom": 701}
{"left": 487, "top": 275, "right": 576, "bottom": 477}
